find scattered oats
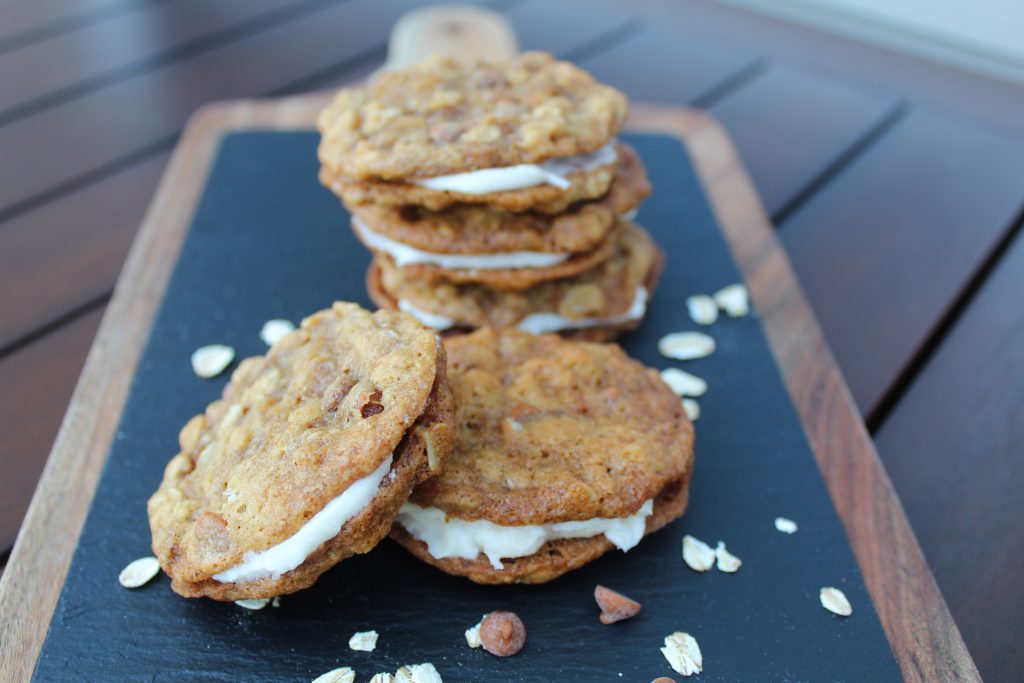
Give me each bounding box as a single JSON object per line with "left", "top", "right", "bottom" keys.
{"left": 191, "top": 344, "right": 234, "bottom": 378}
{"left": 714, "top": 542, "right": 742, "bottom": 573}
{"left": 396, "top": 663, "right": 442, "bottom": 683}
{"left": 465, "top": 618, "right": 483, "bottom": 648}
{"left": 118, "top": 556, "right": 160, "bottom": 588}
{"left": 658, "top": 332, "right": 716, "bottom": 361}
{"left": 682, "top": 398, "right": 700, "bottom": 422}
{"left": 260, "top": 318, "right": 295, "bottom": 346}
{"left": 235, "top": 598, "right": 270, "bottom": 610}
{"left": 661, "top": 631, "right": 703, "bottom": 676}
{"left": 682, "top": 535, "right": 715, "bottom": 572}
{"left": 271, "top": 596, "right": 281, "bottom": 608}
{"left": 775, "top": 517, "right": 798, "bottom": 534}
{"left": 820, "top": 587, "right": 853, "bottom": 617}
{"left": 370, "top": 675, "right": 396, "bottom": 683}
{"left": 312, "top": 667, "right": 355, "bottom": 683}
{"left": 686, "top": 294, "right": 718, "bottom": 325}
{"left": 349, "top": 629, "right": 379, "bottom": 652}
{"left": 713, "top": 283, "right": 749, "bottom": 317}
{"left": 660, "top": 368, "right": 707, "bottom": 397}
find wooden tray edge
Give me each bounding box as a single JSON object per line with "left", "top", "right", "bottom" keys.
{"left": 0, "top": 97, "right": 977, "bottom": 682}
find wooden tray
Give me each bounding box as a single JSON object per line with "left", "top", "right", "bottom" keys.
{"left": 0, "top": 98, "right": 976, "bottom": 681}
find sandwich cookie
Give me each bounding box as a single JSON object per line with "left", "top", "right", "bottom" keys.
{"left": 317, "top": 52, "right": 627, "bottom": 214}
{"left": 390, "top": 328, "right": 694, "bottom": 583}
{"left": 147, "top": 303, "right": 454, "bottom": 600}
{"left": 368, "top": 221, "right": 663, "bottom": 342}
{"left": 348, "top": 144, "right": 651, "bottom": 289}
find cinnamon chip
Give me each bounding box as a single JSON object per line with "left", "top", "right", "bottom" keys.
{"left": 479, "top": 611, "right": 526, "bottom": 657}
{"left": 595, "top": 585, "right": 642, "bottom": 624}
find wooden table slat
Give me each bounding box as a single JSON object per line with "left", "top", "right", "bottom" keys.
{"left": 0, "top": 0, "right": 309, "bottom": 121}
{"left": 503, "top": 0, "right": 633, "bottom": 56}
{"left": 875, "top": 229, "right": 1024, "bottom": 683}
{"left": 0, "top": 308, "right": 105, "bottom": 553}
{"left": 576, "top": 25, "right": 760, "bottom": 106}
{"left": 779, "top": 107, "right": 1024, "bottom": 419}
{"left": 0, "top": 0, "right": 457, "bottom": 220}
{"left": 0, "top": 154, "right": 167, "bottom": 352}
{"left": 706, "top": 64, "right": 899, "bottom": 219}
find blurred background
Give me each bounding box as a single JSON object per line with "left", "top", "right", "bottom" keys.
{"left": 0, "top": 0, "right": 1021, "bottom": 679}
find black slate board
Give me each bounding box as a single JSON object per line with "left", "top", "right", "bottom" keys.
{"left": 34, "top": 133, "right": 901, "bottom": 682}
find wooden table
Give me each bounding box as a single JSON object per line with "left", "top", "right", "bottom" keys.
{"left": 1, "top": 1, "right": 1021, "bottom": 680}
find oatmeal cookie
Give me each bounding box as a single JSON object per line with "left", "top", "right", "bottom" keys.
{"left": 368, "top": 221, "right": 663, "bottom": 342}
{"left": 390, "top": 328, "right": 694, "bottom": 583}
{"left": 348, "top": 143, "right": 650, "bottom": 256}
{"left": 317, "top": 52, "right": 627, "bottom": 181}
{"left": 147, "top": 303, "right": 454, "bottom": 601}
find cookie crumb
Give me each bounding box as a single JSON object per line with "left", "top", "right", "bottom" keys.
{"left": 661, "top": 632, "right": 702, "bottom": 676}
{"left": 396, "top": 663, "right": 443, "bottom": 683}
{"left": 479, "top": 611, "right": 526, "bottom": 657}
{"left": 118, "top": 556, "right": 160, "bottom": 588}
{"left": 234, "top": 598, "right": 270, "bottom": 610}
{"left": 682, "top": 535, "right": 715, "bottom": 572}
{"left": 260, "top": 319, "right": 295, "bottom": 346}
{"left": 775, "top": 517, "right": 798, "bottom": 534}
{"left": 658, "top": 332, "right": 715, "bottom": 361}
{"left": 714, "top": 542, "right": 742, "bottom": 573}
{"left": 312, "top": 667, "right": 355, "bottom": 683}
{"left": 595, "top": 585, "right": 642, "bottom": 624}
{"left": 713, "top": 283, "right": 749, "bottom": 317}
{"left": 686, "top": 295, "right": 718, "bottom": 325}
{"left": 191, "top": 344, "right": 234, "bottom": 378}
{"left": 349, "top": 629, "right": 379, "bottom": 652}
{"left": 820, "top": 587, "right": 853, "bottom": 617}
{"left": 660, "top": 368, "right": 707, "bottom": 397}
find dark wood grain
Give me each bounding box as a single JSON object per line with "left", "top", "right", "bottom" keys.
{"left": 0, "top": 0, "right": 444, "bottom": 219}
{"left": 0, "top": 308, "right": 105, "bottom": 554}
{"left": 706, "top": 65, "right": 898, "bottom": 218}
{"left": 0, "top": 0, "right": 305, "bottom": 119}
{"left": 576, "top": 25, "right": 759, "bottom": 106}
{"left": 0, "top": 154, "right": 166, "bottom": 351}
{"left": 779, "top": 108, "right": 1024, "bottom": 419}
{"left": 875, "top": 230, "right": 1024, "bottom": 683}
{"left": 0, "top": 93, "right": 977, "bottom": 682}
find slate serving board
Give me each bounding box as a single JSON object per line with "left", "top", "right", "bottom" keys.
{"left": 33, "top": 132, "right": 901, "bottom": 682}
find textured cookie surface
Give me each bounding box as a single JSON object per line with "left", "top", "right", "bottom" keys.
{"left": 147, "top": 303, "right": 454, "bottom": 600}
{"left": 369, "top": 221, "right": 661, "bottom": 335}
{"left": 317, "top": 52, "right": 627, "bottom": 181}
{"left": 349, "top": 144, "right": 650, "bottom": 256}
{"left": 414, "top": 328, "right": 693, "bottom": 523}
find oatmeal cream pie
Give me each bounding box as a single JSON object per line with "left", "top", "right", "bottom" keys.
{"left": 390, "top": 328, "right": 694, "bottom": 584}
{"left": 349, "top": 144, "right": 650, "bottom": 289}
{"left": 368, "top": 221, "right": 662, "bottom": 342}
{"left": 317, "top": 51, "right": 627, "bottom": 214}
{"left": 147, "top": 303, "right": 454, "bottom": 601}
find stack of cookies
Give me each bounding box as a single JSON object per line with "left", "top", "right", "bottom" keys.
{"left": 317, "top": 52, "right": 662, "bottom": 341}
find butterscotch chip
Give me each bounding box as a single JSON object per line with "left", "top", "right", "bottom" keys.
{"left": 347, "top": 144, "right": 649, "bottom": 259}
{"left": 479, "top": 611, "right": 527, "bottom": 657}
{"left": 148, "top": 303, "right": 455, "bottom": 601}
{"left": 390, "top": 329, "right": 695, "bottom": 583}
{"left": 369, "top": 221, "right": 662, "bottom": 342}
{"left": 317, "top": 52, "right": 627, "bottom": 181}
{"left": 595, "top": 585, "right": 642, "bottom": 624}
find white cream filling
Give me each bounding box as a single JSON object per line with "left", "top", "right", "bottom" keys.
{"left": 397, "top": 499, "right": 654, "bottom": 570}
{"left": 213, "top": 456, "right": 393, "bottom": 583}
{"left": 397, "top": 286, "right": 648, "bottom": 334}
{"left": 354, "top": 216, "right": 569, "bottom": 270}
{"left": 414, "top": 140, "right": 618, "bottom": 194}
